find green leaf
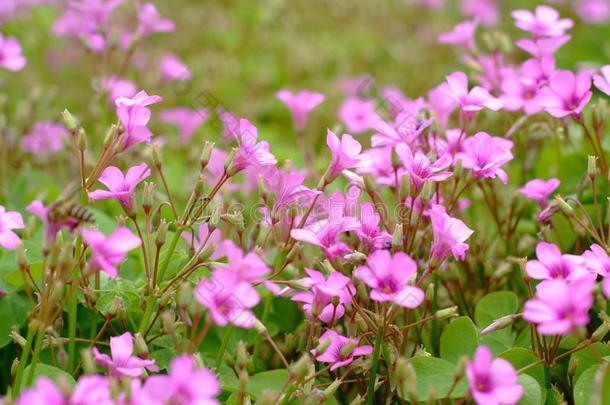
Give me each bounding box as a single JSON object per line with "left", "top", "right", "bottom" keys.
{"left": 248, "top": 369, "right": 290, "bottom": 399}
{"left": 517, "top": 374, "right": 542, "bottom": 405}
{"left": 440, "top": 316, "right": 478, "bottom": 363}
{"left": 403, "top": 356, "right": 467, "bottom": 401}
{"left": 570, "top": 342, "right": 610, "bottom": 382}
{"left": 0, "top": 293, "right": 30, "bottom": 348}
{"left": 574, "top": 361, "right": 610, "bottom": 405}
{"left": 475, "top": 291, "right": 518, "bottom": 354}
{"left": 23, "top": 363, "right": 76, "bottom": 388}
{"left": 499, "top": 347, "right": 547, "bottom": 389}
{"left": 149, "top": 348, "right": 176, "bottom": 371}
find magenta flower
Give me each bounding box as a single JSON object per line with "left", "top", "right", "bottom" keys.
{"left": 441, "top": 71, "right": 502, "bottom": 115}
{"left": 518, "top": 178, "right": 560, "bottom": 207}
{"left": 182, "top": 222, "right": 223, "bottom": 260}
{"left": 593, "top": 65, "right": 610, "bottom": 96}
{"left": 526, "top": 242, "right": 589, "bottom": 281}
{"left": 523, "top": 277, "right": 594, "bottom": 335}
{"left": 538, "top": 70, "right": 592, "bottom": 118}
{"left": 396, "top": 143, "right": 453, "bottom": 192}
{"left": 438, "top": 20, "right": 478, "bottom": 52}
{"left": 89, "top": 163, "right": 151, "bottom": 213}
{"left": 354, "top": 250, "right": 424, "bottom": 308}
{"left": 338, "top": 97, "right": 380, "bottom": 134}
{"left": 457, "top": 132, "right": 514, "bottom": 184}
{"left": 115, "top": 90, "right": 163, "bottom": 149}
{"left": 82, "top": 227, "right": 141, "bottom": 278}
{"left": 516, "top": 36, "right": 571, "bottom": 59}
{"left": 0, "top": 33, "right": 26, "bottom": 71}
{"left": 135, "top": 2, "right": 175, "bottom": 37}
{"left": 261, "top": 166, "right": 320, "bottom": 219}
{"left": 93, "top": 332, "right": 158, "bottom": 377}
{"left": 312, "top": 330, "right": 372, "bottom": 371}
{"left": 583, "top": 244, "right": 610, "bottom": 298}
{"left": 292, "top": 268, "right": 354, "bottom": 323}
{"left": 17, "top": 375, "right": 113, "bottom": 405}
{"left": 227, "top": 119, "right": 277, "bottom": 174}
{"left": 20, "top": 122, "right": 69, "bottom": 156}
{"left": 326, "top": 129, "right": 362, "bottom": 180}
{"left": 195, "top": 268, "right": 260, "bottom": 328}
{"left": 355, "top": 202, "right": 391, "bottom": 250}
{"left": 100, "top": 76, "right": 137, "bottom": 103}
{"left": 576, "top": 0, "right": 610, "bottom": 25}
{"left": 291, "top": 216, "right": 361, "bottom": 259}
{"left": 460, "top": 0, "right": 499, "bottom": 27}
{"left": 160, "top": 108, "right": 209, "bottom": 143}
{"left": 512, "top": 6, "right": 573, "bottom": 38}
{"left": 370, "top": 113, "right": 432, "bottom": 147}
{"left": 27, "top": 200, "right": 81, "bottom": 244}
{"left": 143, "top": 355, "right": 220, "bottom": 405}
{"left": 429, "top": 204, "right": 474, "bottom": 262}
{"left": 466, "top": 346, "right": 523, "bottom": 405}
{"left": 357, "top": 147, "right": 399, "bottom": 187}
{"left": 0, "top": 205, "right": 24, "bottom": 250}
{"left": 160, "top": 53, "right": 191, "bottom": 82}
{"left": 276, "top": 89, "right": 325, "bottom": 131}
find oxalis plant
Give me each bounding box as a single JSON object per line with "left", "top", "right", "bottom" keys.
{"left": 0, "top": 0, "right": 609, "bottom": 404}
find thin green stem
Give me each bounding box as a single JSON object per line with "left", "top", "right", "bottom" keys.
{"left": 366, "top": 325, "right": 384, "bottom": 405}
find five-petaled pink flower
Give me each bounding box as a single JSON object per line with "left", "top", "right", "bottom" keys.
{"left": 593, "top": 65, "right": 610, "bottom": 96}
{"left": 429, "top": 204, "right": 474, "bottom": 262}
{"left": 0, "top": 205, "right": 25, "bottom": 250}
{"left": 354, "top": 250, "right": 424, "bottom": 308}
{"left": 82, "top": 227, "right": 141, "bottom": 278}
{"left": 93, "top": 332, "right": 158, "bottom": 377}
{"left": 582, "top": 243, "right": 610, "bottom": 298}
{"left": 441, "top": 71, "right": 502, "bottom": 117}
{"left": 523, "top": 277, "right": 594, "bottom": 335}
{"left": 136, "top": 2, "right": 175, "bottom": 38}
{"left": 466, "top": 346, "right": 523, "bottom": 405}
{"left": 17, "top": 375, "right": 113, "bottom": 405}
{"left": 160, "top": 107, "right": 210, "bottom": 143}
{"left": 100, "top": 76, "right": 137, "bottom": 103}
{"left": 326, "top": 129, "right": 362, "bottom": 181}
{"left": 226, "top": 118, "right": 277, "bottom": 174}
{"left": 519, "top": 178, "right": 560, "bottom": 208}
{"left": 115, "top": 90, "right": 163, "bottom": 149}
{"left": 292, "top": 268, "right": 354, "bottom": 323}
{"left": 512, "top": 6, "right": 573, "bottom": 38}
{"left": 89, "top": 163, "right": 151, "bottom": 213}
{"left": 525, "top": 242, "right": 590, "bottom": 281}
{"left": 338, "top": 97, "right": 380, "bottom": 134}
{"left": 438, "top": 20, "right": 478, "bottom": 52}
{"left": 458, "top": 132, "right": 514, "bottom": 184}
{"left": 0, "top": 33, "right": 26, "bottom": 71}
{"left": 538, "top": 70, "right": 592, "bottom": 118}
{"left": 291, "top": 215, "right": 361, "bottom": 259}
{"left": 396, "top": 143, "right": 453, "bottom": 192}
{"left": 20, "top": 122, "right": 69, "bottom": 157}
{"left": 312, "top": 330, "right": 372, "bottom": 371}
{"left": 276, "top": 89, "right": 325, "bottom": 131}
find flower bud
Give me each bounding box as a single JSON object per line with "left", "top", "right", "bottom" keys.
{"left": 481, "top": 314, "right": 520, "bottom": 335}
{"left": 568, "top": 355, "right": 579, "bottom": 378}
{"left": 323, "top": 379, "right": 342, "bottom": 398}
{"left": 200, "top": 141, "right": 215, "bottom": 170}
{"left": 315, "top": 337, "right": 333, "bottom": 356}
{"left": 10, "top": 330, "right": 26, "bottom": 347}
{"left": 77, "top": 127, "right": 87, "bottom": 151}
{"left": 339, "top": 340, "right": 358, "bottom": 358}
{"left": 224, "top": 147, "right": 237, "bottom": 173}
{"left": 391, "top": 148, "right": 401, "bottom": 170}
{"left": 254, "top": 391, "right": 279, "bottom": 405}
{"left": 392, "top": 224, "right": 403, "bottom": 247}
{"left": 400, "top": 174, "right": 411, "bottom": 200}
{"left": 253, "top": 319, "right": 267, "bottom": 335}
{"left": 104, "top": 124, "right": 119, "bottom": 147}
{"left": 588, "top": 155, "right": 598, "bottom": 177}
{"left": 161, "top": 311, "right": 177, "bottom": 334}
{"left": 17, "top": 243, "right": 28, "bottom": 269}
{"left": 555, "top": 196, "right": 573, "bottom": 215}
{"left": 61, "top": 109, "right": 78, "bottom": 132}
{"left": 291, "top": 354, "right": 312, "bottom": 379}
{"left": 134, "top": 332, "right": 149, "bottom": 357}
{"left": 194, "top": 176, "right": 205, "bottom": 197}
{"left": 142, "top": 182, "right": 155, "bottom": 214}
{"left": 592, "top": 322, "right": 610, "bottom": 341}
{"left": 420, "top": 181, "right": 434, "bottom": 202}
{"left": 349, "top": 395, "right": 364, "bottom": 405}
{"left": 434, "top": 305, "right": 458, "bottom": 321}
{"left": 455, "top": 355, "right": 468, "bottom": 377}
{"left": 152, "top": 144, "right": 162, "bottom": 168}
{"left": 81, "top": 348, "right": 97, "bottom": 374}
{"left": 236, "top": 341, "right": 249, "bottom": 369}
{"left": 344, "top": 251, "right": 367, "bottom": 264}
{"left": 363, "top": 174, "right": 377, "bottom": 194}
{"left": 155, "top": 220, "right": 168, "bottom": 246}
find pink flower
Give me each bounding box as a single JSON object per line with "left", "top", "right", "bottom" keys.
{"left": 260, "top": 166, "right": 320, "bottom": 219}
{"left": 396, "top": 143, "right": 453, "bottom": 192}
{"left": 538, "top": 70, "right": 592, "bottom": 118}
{"left": 516, "top": 36, "right": 571, "bottom": 58}
{"left": 526, "top": 242, "right": 590, "bottom": 281}
{"left": 583, "top": 244, "right": 610, "bottom": 298}
{"left": 20, "top": 122, "right": 69, "bottom": 156}
{"left": 89, "top": 163, "right": 151, "bottom": 213}
{"left": 438, "top": 20, "right": 478, "bottom": 52}
{"left": 441, "top": 71, "right": 502, "bottom": 115}
{"left": 292, "top": 268, "right": 354, "bottom": 323}
{"left": 160, "top": 108, "right": 209, "bottom": 143}
{"left": 338, "top": 97, "right": 380, "bottom": 134}
{"left": 354, "top": 250, "right": 424, "bottom": 308}
{"left": 429, "top": 204, "right": 474, "bottom": 262}
{"left": 518, "top": 178, "right": 560, "bottom": 207}
{"left": 93, "top": 332, "right": 158, "bottom": 377}
{"left": 17, "top": 375, "right": 113, "bottom": 405}
{"left": 458, "top": 132, "right": 513, "bottom": 183}
{"left": 82, "top": 227, "right": 141, "bottom": 278}
{"left": 466, "top": 346, "right": 523, "bottom": 405}
{"left": 182, "top": 223, "right": 223, "bottom": 260}
{"left": 227, "top": 119, "right": 276, "bottom": 174}
{"left": 27, "top": 200, "right": 81, "bottom": 243}
{"left": 327, "top": 129, "right": 362, "bottom": 180}
{"left": 115, "top": 90, "right": 163, "bottom": 149}
{"left": 0, "top": 205, "right": 24, "bottom": 250}
{"left": 276, "top": 89, "right": 325, "bottom": 131}
{"left": 136, "top": 2, "right": 174, "bottom": 37}
{"left": 355, "top": 202, "right": 391, "bottom": 250}
{"left": 0, "top": 33, "right": 26, "bottom": 71}
{"left": 291, "top": 216, "right": 360, "bottom": 259}
{"left": 312, "top": 330, "right": 372, "bottom": 371}
{"left": 512, "top": 6, "right": 573, "bottom": 38}
{"left": 593, "top": 65, "right": 610, "bottom": 96}
{"left": 143, "top": 355, "right": 220, "bottom": 405}
{"left": 575, "top": 0, "right": 610, "bottom": 25}
{"left": 100, "top": 76, "right": 137, "bottom": 103}
{"left": 195, "top": 268, "right": 260, "bottom": 328}
{"left": 160, "top": 53, "right": 191, "bottom": 82}
{"left": 460, "top": 0, "right": 499, "bottom": 27}
{"left": 357, "top": 147, "right": 399, "bottom": 187}
{"left": 523, "top": 277, "right": 594, "bottom": 335}
{"left": 370, "top": 113, "right": 432, "bottom": 147}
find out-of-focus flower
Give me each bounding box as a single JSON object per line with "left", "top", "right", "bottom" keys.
{"left": 396, "top": 143, "right": 453, "bottom": 192}
{"left": 457, "top": 132, "right": 513, "bottom": 184}
{"left": 17, "top": 375, "right": 114, "bottom": 405}
{"left": 159, "top": 53, "right": 191, "bottom": 82}
{"left": 354, "top": 250, "right": 424, "bottom": 307}
{"left": 0, "top": 33, "right": 26, "bottom": 71}
{"left": 516, "top": 36, "right": 571, "bottom": 58}
{"left": 20, "top": 122, "right": 69, "bottom": 156}
{"left": 466, "top": 346, "right": 523, "bottom": 405}
{"left": 82, "top": 226, "right": 141, "bottom": 278}
{"left": 226, "top": 118, "right": 276, "bottom": 174}
{"left": 460, "top": 0, "right": 499, "bottom": 27}
{"left": 438, "top": 20, "right": 478, "bottom": 52}
{"left": 276, "top": 89, "right": 325, "bottom": 131}
{"left": 525, "top": 242, "right": 590, "bottom": 281}
{"left": 160, "top": 108, "right": 209, "bottom": 143}
{"left": 593, "top": 65, "right": 610, "bottom": 96}
{"left": 143, "top": 355, "right": 220, "bottom": 405}
{"left": 115, "top": 90, "right": 162, "bottom": 149}
{"left": 429, "top": 204, "right": 474, "bottom": 262}
{"left": 512, "top": 6, "right": 573, "bottom": 38}
{"left": 100, "top": 76, "right": 137, "bottom": 103}
{"left": 428, "top": 84, "right": 458, "bottom": 128}
{"left": 89, "top": 163, "right": 151, "bottom": 213}
{"left": 93, "top": 332, "right": 158, "bottom": 377}
{"left": 518, "top": 178, "right": 560, "bottom": 207}
{"left": 0, "top": 206, "right": 24, "bottom": 250}
{"left": 327, "top": 129, "right": 362, "bottom": 180}
{"left": 292, "top": 268, "right": 354, "bottom": 323}
{"left": 538, "top": 70, "right": 592, "bottom": 118}
{"left": 135, "top": 2, "right": 174, "bottom": 38}
{"left": 575, "top": 0, "right": 610, "bottom": 25}
{"left": 311, "top": 330, "right": 372, "bottom": 370}
{"left": 441, "top": 71, "right": 502, "bottom": 115}
{"left": 338, "top": 97, "right": 380, "bottom": 134}
{"left": 523, "top": 277, "right": 594, "bottom": 335}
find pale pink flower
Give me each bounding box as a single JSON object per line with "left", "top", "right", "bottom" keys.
{"left": 182, "top": 223, "right": 224, "bottom": 260}
{"left": 93, "top": 332, "right": 158, "bottom": 377}
{"left": 575, "top": 0, "right": 610, "bottom": 24}
{"left": 0, "top": 33, "right": 26, "bottom": 71}
{"left": 276, "top": 89, "right": 325, "bottom": 131}
{"left": 135, "top": 2, "right": 174, "bottom": 37}
{"left": 370, "top": 113, "right": 432, "bottom": 147}
{"left": 292, "top": 268, "right": 354, "bottom": 323}
{"left": 438, "top": 20, "right": 478, "bottom": 52}
{"left": 100, "top": 76, "right": 137, "bottom": 102}
{"left": 17, "top": 375, "right": 113, "bottom": 405}
{"left": 466, "top": 346, "right": 523, "bottom": 405}
{"left": 516, "top": 36, "right": 571, "bottom": 58}
{"left": 115, "top": 90, "right": 163, "bottom": 149}
{"left": 460, "top": 0, "right": 499, "bottom": 26}
{"left": 593, "top": 65, "right": 610, "bottom": 96}
{"left": 82, "top": 227, "right": 141, "bottom": 278}
{"left": 291, "top": 215, "right": 361, "bottom": 259}
{"left": 525, "top": 242, "right": 590, "bottom": 281}
{"left": 396, "top": 143, "right": 453, "bottom": 192}
{"left": 429, "top": 204, "right": 474, "bottom": 262}
{"left": 0, "top": 205, "right": 25, "bottom": 250}
{"left": 538, "top": 70, "right": 592, "bottom": 118}
{"left": 518, "top": 178, "right": 560, "bottom": 207}
{"left": 160, "top": 53, "right": 191, "bottom": 82}
{"left": 441, "top": 71, "right": 502, "bottom": 115}
{"left": 457, "top": 132, "right": 514, "bottom": 183}
{"left": 227, "top": 119, "right": 276, "bottom": 174}
{"left": 582, "top": 244, "right": 610, "bottom": 298}
{"left": 355, "top": 202, "right": 391, "bottom": 250}
{"left": 327, "top": 129, "right": 362, "bottom": 179}
{"left": 512, "top": 6, "right": 573, "bottom": 38}
{"left": 89, "top": 163, "right": 151, "bottom": 213}
{"left": 20, "top": 122, "right": 69, "bottom": 156}
{"left": 338, "top": 97, "right": 380, "bottom": 134}
{"left": 159, "top": 108, "right": 209, "bottom": 143}
{"left": 312, "top": 330, "right": 372, "bottom": 371}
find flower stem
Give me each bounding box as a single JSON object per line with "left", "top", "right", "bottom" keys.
{"left": 366, "top": 325, "right": 383, "bottom": 405}
{"left": 215, "top": 325, "right": 234, "bottom": 369}
{"left": 12, "top": 324, "right": 36, "bottom": 398}
{"left": 26, "top": 328, "right": 46, "bottom": 386}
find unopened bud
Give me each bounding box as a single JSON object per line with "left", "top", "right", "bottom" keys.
{"left": 323, "top": 379, "right": 342, "bottom": 398}
{"left": 17, "top": 243, "right": 28, "bottom": 269}
{"left": 10, "top": 330, "right": 27, "bottom": 347}
{"left": 134, "top": 333, "right": 149, "bottom": 357}
{"left": 400, "top": 174, "right": 411, "bottom": 200}
{"left": 152, "top": 144, "right": 162, "bottom": 168}
{"left": 434, "top": 305, "right": 458, "bottom": 321}
{"left": 392, "top": 224, "right": 403, "bottom": 247}
{"left": 555, "top": 196, "right": 573, "bottom": 215}
{"left": 61, "top": 109, "right": 78, "bottom": 131}
{"left": 363, "top": 174, "right": 377, "bottom": 194}
{"left": 588, "top": 156, "right": 598, "bottom": 177}
{"left": 420, "top": 181, "right": 434, "bottom": 202}
{"left": 77, "top": 128, "right": 87, "bottom": 151}
{"left": 592, "top": 322, "right": 610, "bottom": 341}
{"left": 161, "top": 311, "right": 177, "bottom": 334}
{"left": 142, "top": 182, "right": 155, "bottom": 213}
{"left": 225, "top": 147, "right": 237, "bottom": 174}
{"left": 568, "top": 355, "right": 579, "bottom": 378}
{"left": 200, "top": 141, "right": 215, "bottom": 170}
{"left": 315, "top": 337, "right": 333, "bottom": 356}
{"left": 104, "top": 124, "right": 119, "bottom": 147}
{"left": 349, "top": 395, "right": 364, "bottom": 405}
{"left": 455, "top": 355, "right": 468, "bottom": 377}
{"left": 291, "top": 354, "right": 311, "bottom": 379}
{"left": 481, "top": 314, "right": 520, "bottom": 335}
{"left": 81, "top": 348, "right": 97, "bottom": 374}
{"left": 344, "top": 251, "right": 367, "bottom": 264}
{"left": 391, "top": 148, "right": 401, "bottom": 170}
{"left": 194, "top": 176, "right": 205, "bottom": 197}
{"left": 339, "top": 340, "right": 358, "bottom": 358}
{"left": 236, "top": 341, "right": 249, "bottom": 369}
